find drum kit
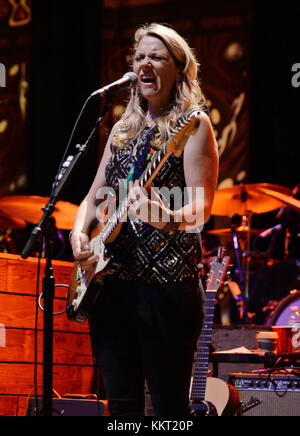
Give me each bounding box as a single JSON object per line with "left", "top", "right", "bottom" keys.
{"left": 204, "top": 183, "right": 300, "bottom": 323}
{"left": 0, "top": 183, "right": 299, "bottom": 323}
{"left": 0, "top": 195, "right": 78, "bottom": 254}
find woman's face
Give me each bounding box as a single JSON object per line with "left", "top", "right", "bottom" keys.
{"left": 133, "top": 35, "right": 180, "bottom": 115}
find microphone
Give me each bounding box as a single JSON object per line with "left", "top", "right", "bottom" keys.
{"left": 90, "top": 72, "right": 137, "bottom": 97}
{"left": 258, "top": 224, "right": 282, "bottom": 239}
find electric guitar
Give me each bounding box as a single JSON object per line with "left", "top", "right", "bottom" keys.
{"left": 191, "top": 248, "right": 241, "bottom": 416}
{"left": 66, "top": 110, "right": 202, "bottom": 323}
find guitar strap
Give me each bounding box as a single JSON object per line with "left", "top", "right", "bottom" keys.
{"left": 126, "top": 125, "right": 158, "bottom": 188}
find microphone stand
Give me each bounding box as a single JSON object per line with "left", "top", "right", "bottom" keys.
{"left": 231, "top": 227, "right": 244, "bottom": 293}
{"left": 21, "top": 100, "right": 110, "bottom": 416}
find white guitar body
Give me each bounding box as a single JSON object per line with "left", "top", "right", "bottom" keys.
{"left": 67, "top": 235, "right": 112, "bottom": 323}
{"left": 205, "top": 378, "right": 230, "bottom": 416}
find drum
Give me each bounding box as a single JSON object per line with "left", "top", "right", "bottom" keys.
{"left": 269, "top": 290, "right": 300, "bottom": 353}
{"left": 269, "top": 290, "right": 300, "bottom": 326}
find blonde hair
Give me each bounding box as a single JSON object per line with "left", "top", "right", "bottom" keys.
{"left": 112, "top": 23, "right": 207, "bottom": 148}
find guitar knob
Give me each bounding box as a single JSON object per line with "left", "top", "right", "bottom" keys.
{"left": 103, "top": 246, "right": 111, "bottom": 261}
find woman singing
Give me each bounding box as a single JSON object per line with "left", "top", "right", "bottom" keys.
{"left": 69, "top": 22, "right": 218, "bottom": 416}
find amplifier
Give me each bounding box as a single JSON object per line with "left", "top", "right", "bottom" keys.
{"left": 27, "top": 397, "right": 106, "bottom": 416}
{"left": 229, "top": 372, "right": 300, "bottom": 416}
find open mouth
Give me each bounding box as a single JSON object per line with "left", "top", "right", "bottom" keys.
{"left": 140, "top": 75, "right": 156, "bottom": 84}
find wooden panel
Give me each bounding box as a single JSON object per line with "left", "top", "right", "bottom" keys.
{"left": 0, "top": 253, "right": 73, "bottom": 298}
{"left": 0, "top": 259, "right": 7, "bottom": 292}
{"left": 18, "top": 396, "right": 30, "bottom": 417}
{"left": 0, "top": 396, "right": 19, "bottom": 417}
{"left": 0, "top": 363, "right": 94, "bottom": 396}
{"left": 0, "top": 395, "right": 30, "bottom": 417}
{"left": 0, "top": 253, "right": 95, "bottom": 416}
{"left": 6, "top": 258, "right": 73, "bottom": 297}
{"left": 0, "top": 329, "right": 93, "bottom": 366}
{"left": 0, "top": 293, "right": 89, "bottom": 332}
{"left": 0, "top": 253, "right": 89, "bottom": 333}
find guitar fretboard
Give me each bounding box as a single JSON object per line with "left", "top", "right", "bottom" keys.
{"left": 190, "top": 254, "right": 229, "bottom": 403}
{"left": 190, "top": 290, "right": 216, "bottom": 401}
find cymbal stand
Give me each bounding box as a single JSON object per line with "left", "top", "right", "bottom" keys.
{"left": 231, "top": 227, "right": 244, "bottom": 293}
{"left": 231, "top": 213, "right": 252, "bottom": 322}
{"left": 231, "top": 226, "right": 249, "bottom": 323}
{"left": 244, "top": 212, "right": 253, "bottom": 301}
{"left": 281, "top": 208, "right": 292, "bottom": 260}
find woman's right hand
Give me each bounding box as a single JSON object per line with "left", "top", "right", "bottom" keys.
{"left": 70, "top": 229, "right": 99, "bottom": 276}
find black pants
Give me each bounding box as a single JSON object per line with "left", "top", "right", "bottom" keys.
{"left": 89, "top": 276, "right": 204, "bottom": 416}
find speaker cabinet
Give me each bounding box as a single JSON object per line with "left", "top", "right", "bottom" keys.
{"left": 27, "top": 397, "right": 106, "bottom": 416}
{"left": 229, "top": 372, "right": 300, "bottom": 416}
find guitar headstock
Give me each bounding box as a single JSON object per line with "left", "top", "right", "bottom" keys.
{"left": 167, "top": 110, "right": 202, "bottom": 157}
{"left": 206, "top": 247, "right": 230, "bottom": 293}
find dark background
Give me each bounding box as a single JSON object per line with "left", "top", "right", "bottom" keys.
{"left": 28, "top": 0, "right": 103, "bottom": 204}
{"left": 249, "top": 2, "right": 300, "bottom": 187}
{"left": 26, "top": 0, "right": 300, "bottom": 202}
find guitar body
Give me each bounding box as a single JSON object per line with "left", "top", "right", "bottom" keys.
{"left": 67, "top": 224, "right": 119, "bottom": 323}
{"left": 205, "top": 377, "right": 240, "bottom": 416}
{"left": 191, "top": 377, "right": 240, "bottom": 416}
{"left": 204, "top": 378, "right": 229, "bottom": 416}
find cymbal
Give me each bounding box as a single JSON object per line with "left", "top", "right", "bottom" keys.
{"left": 207, "top": 227, "right": 262, "bottom": 237}
{"left": 255, "top": 187, "right": 300, "bottom": 213}
{"left": 0, "top": 211, "right": 26, "bottom": 230}
{"left": 211, "top": 183, "right": 289, "bottom": 216}
{"left": 0, "top": 195, "right": 78, "bottom": 230}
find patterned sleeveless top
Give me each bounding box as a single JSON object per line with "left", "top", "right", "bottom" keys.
{"left": 104, "top": 125, "right": 202, "bottom": 284}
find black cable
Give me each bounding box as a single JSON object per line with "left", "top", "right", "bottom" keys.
{"left": 49, "top": 94, "right": 93, "bottom": 199}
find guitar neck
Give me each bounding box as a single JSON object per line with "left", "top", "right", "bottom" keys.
{"left": 190, "top": 289, "right": 216, "bottom": 402}
{"left": 190, "top": 252, "right": 230, "bottom": 403}
{"left": 99, "top": 143, "right": 170, "bottom": 244}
